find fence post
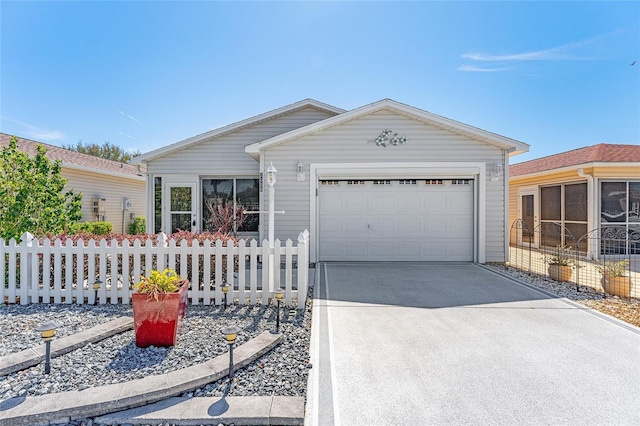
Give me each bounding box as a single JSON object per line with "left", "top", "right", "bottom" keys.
{"left": 157, "top": 232, "right": 168, "bottom": 271}
{"left": 19, "top": 232, "right": 34, "bottom": 305}
{"left": 297, "top": 230, "right": 309, "bottom": 309}
{"left": 0, "top": 238, "right": 5, "bottom": 303}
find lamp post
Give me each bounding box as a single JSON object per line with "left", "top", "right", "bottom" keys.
{"left": 266, "top": 163, "right": 277, "bottom": 294}
{"left": 274, "top": 288, "right": 284, "bottom": 333}
{"left": 221, "top": 325, "right": 241, "bottom": 379}
{"left": 35, "top": 322, "right": 57, "bottom": 374}
{"left": 92, "top": 279, "right": 102, "bottom": 306}
{"left": 221, "top": 282, "right": 230, "bottom": 309}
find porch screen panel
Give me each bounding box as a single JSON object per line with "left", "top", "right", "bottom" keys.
{"left": 565, "top": 183, "right": 587, "bottom": 222}
{"left": 541, "top": 186, "right": 561, "bottom": 221}
{"left": 629, "top": 182, "right": 640, "bottom": 223}
{"left": 601, "top": 182, "right": 627, "bottom": 223}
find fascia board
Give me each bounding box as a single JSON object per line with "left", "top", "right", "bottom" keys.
{"left": 133, "top": 99, "right": 345, "bottom": 163}
{"left": 510, "top": 161, "right": 640, "bottom": 181}
{"left": 246, "top": 99, "right": 529, "bottom": 155}
{"left": 62, "top": 163, "right": 146, "bottom": 181}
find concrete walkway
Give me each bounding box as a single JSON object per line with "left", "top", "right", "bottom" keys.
{"left": 95, "top": 395, "right": 304, "bottom": 425}
{"left": 306, "top": 262, "right": 640, "bottom": 425}
{"left": 0, "top": 331, "right": 291, "bottom": 426}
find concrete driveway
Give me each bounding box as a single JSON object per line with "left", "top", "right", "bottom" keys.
{"left": 305, "top": 263, "right": 640, "bottom": 426}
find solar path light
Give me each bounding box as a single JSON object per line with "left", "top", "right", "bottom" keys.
{"left": 92, "top": 279, "right": 102, "bottom": 306}
{"left": 221, "top": 282, "right": 230, "bottom": 309}
{"left": 35, "top": 322, "right": 57, "bottom": 374}
{"left": 221, "top": 325, "right": 241, "bottom": 379}
{"left": 274, "top": 288, "right": 284, "bottom": 333}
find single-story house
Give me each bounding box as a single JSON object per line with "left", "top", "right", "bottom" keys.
{"left": 133, "top": 99, "right": 529, "bottom": 263}
{"left": 509, "top": 143, "right": 640, "bottom": 256}
{"left": 0, "top": 133, "right": 147, "bottom": 233}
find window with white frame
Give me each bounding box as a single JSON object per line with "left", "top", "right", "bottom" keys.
{"left": 202, "top": 178, "right": 259, "bottom": 233}
{"left": 540, "top": 182, "right": 587, "bottom": 248}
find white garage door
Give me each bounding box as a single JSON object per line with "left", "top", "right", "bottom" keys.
{"left": 318, "top": 179, "right": 474, "bottom": 261}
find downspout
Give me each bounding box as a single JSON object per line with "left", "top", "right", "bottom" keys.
{"left": 503, "top": 149, "right": 509, "bottom": 265}
{"left": 577, "top": 168, "right": 595, "bottom": 259}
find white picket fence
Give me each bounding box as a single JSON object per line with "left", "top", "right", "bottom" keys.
{"left": 0, "top": 230, "right": 309, "bottom": 308}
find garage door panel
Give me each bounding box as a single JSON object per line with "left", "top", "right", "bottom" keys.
{"left": 345, "top": 196, "right": 368, "bottom": 211}
{"left": 422, "top": 194, "right": 446, "bottom": 212}
{"left": 371, "top": 197, "right": 394, "bottom": 211}
{"left": 397, "top": 243, "right": 420, "bottom": 257}
{"left": 320, "top": 197, "right": 343, "bottom": 212}
{"left": 319, "top": 179, "right": 474, "bottom": 261}
{"left": 344, "top": 243, "right": 368, "bottom": 258}
{"left": 398, "top": 218, "right": 420, "bottom": 233}
{"left": 425, "top": 219, "right": 448, "bottom": 237}
{"left": 397, "top": 196, "right": 420, "bottom": 210}
{"left": 370, "top": 242, "right": 395, "bottom": 257}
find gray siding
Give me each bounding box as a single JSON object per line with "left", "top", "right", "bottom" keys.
{"left": 261, "top": 110, "right": 506, "bottom": 262}
{"left": 146, "top": 107, "right": 335, "bottom": 176}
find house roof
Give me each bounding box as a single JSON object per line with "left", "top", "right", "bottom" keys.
{"left": 510, "top": 143, "right": 640, "bottom": 177}
{"left": 0, "top": 133, "right": 145, "bottom": 180}
{"left": 245, "top": 98, "right": 529, "bottom": 158}
{"left": 132, "top": 99, "right": 345, "bottom": 163}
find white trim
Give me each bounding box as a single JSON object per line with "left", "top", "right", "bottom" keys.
{"left": 63, "top": 163, "right": 146, "bottom": 181}
{"left": 247, "top": 99, "right": 529, "bottom": 156}
{"left": 516, "top": 186, "right": 539, "bottom": 248}
{"left": 133, "top": 99, "right": 345, "bottom": 162}
{"left": 309, "top": 162, "right": 486, "bottom": 263}
{"left": 503, "top": 151, "right": 510, "bottom": 263}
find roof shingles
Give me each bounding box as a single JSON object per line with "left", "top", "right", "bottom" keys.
{"left": 510, "top": 143, "right": 640, "bottom": 177}
{"left": 0, "top": 133, "right": 144, "bottom": 177}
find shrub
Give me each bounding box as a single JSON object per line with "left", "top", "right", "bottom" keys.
{"left": 91, "top": 222, "right": 113, "bottom": 235}
{"left": 128, "top": 216, "right": 146, "bottom": 235}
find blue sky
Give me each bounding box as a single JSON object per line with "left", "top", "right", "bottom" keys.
{"left": 1, "top": 1, "right": 638, "bottom": 163}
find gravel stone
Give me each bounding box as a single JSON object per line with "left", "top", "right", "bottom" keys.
{"left": 0, "top": 286, "right": 313, "bottom": 404}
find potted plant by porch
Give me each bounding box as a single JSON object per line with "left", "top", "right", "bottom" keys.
{"left": 132, "top": 268, "right": 189, "bottom": 348}
{"left": 595, "top": 259, "right": 632, "bottom": 298}
{"left": 544, "top": 245, "right": 575, "bottom": 282}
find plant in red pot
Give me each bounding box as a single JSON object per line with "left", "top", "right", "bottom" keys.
{"left": 132, "top": 268, "right": 189, "bottom": 348}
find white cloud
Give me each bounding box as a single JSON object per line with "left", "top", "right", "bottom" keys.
{"left": 461, "top": 35, "right": 605, "bottom": 63}
{"left": 457, "top": 65, "right": 510, "bottom": 72}
{"left": 119, "top": 109, "right": 144, "bottom": 125}
{"left": 119, "top": 131, "right": 136, "bottom": 140}
{"left": 1, "top": 117, "right": 65, "bottom": 141}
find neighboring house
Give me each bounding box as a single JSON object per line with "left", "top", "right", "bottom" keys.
{"left": 0, "top": 133, "right": 147, "bottom": 234}
{"left": 509, "top": 143, "right": 640, "bottom": 256}
{"left": 133, "top": 99, "right": 529, "bottom": 263}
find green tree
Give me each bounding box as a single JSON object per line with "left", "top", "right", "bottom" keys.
{"left": 0, "top": 136, "right": 83, "bottom": 240}
{"left": 62, "top": 141, "right": 141, "bottom": 162}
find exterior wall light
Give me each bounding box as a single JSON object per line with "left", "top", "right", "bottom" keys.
{"left": 35, "top": 322, "right": 58, "bottom": 374}
{"left": 274, "top": 288, "right": 284, "bottom": 333}
{"left": 221, "top": 325, "right": 241, "bottom": 379}
{"left": 266, "top": 162, "right": 277, "bottom": 187}
{"left": 296, "top": 161, "right": 305, "bottom": 182}
{"left": 92, "top": 279, "right": 102, "bottom": 306}
{"left": 490, "top": 164, "right": 503, "bottom": 182}
{"left": 221, "top": 282, "right": 230, "bottom": 309}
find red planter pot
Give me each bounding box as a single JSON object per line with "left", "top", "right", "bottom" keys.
{"left": 132, "top": 280, "right": 189, "bottom": 348}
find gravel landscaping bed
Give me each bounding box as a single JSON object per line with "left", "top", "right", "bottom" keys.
{"left": 0, "top": 287, "right": 312, "bottom": 402}
{"left": 486, "top": 264, "right": 640, "bottom": 328}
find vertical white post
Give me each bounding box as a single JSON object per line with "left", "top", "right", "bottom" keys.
{"left": 266, "top": 163, "right": 277, "bottom": 295}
